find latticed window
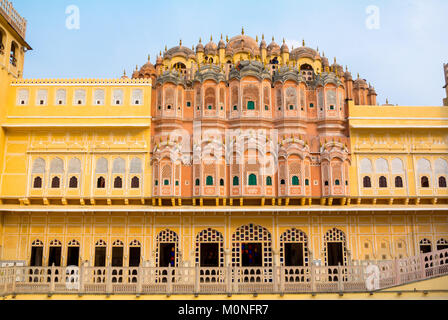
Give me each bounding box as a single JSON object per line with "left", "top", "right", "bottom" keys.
{"left": 419, "top": 238, "right": 432, "bottom": 253}
{"left": 323, "top": 228, "right": 348, "bottom": 267}
{"left": 232, "top": 223, "right": 272, "bottom": 268}
{"left": 247, "top": 101, "right": 255, "bottom": 110}
{"left": 195, "top": 228, "right": 224, "bottom": 267}
{"left": 156, "top": 230, "right": 179, "bottom": 267}
{"left": 280, "top": 228, "right": 309, "bottom": 267}
{"left": 233, "top": 176, "right": 239, "bottom": 186}
{"left": 266, "top": 176, "right": 272, "bottom": 186}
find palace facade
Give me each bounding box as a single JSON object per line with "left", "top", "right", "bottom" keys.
{"left": 0, "top": 1, "right": 447, "bottom": 296}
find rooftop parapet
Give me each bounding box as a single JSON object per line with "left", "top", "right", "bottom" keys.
{"left": 0, "top": 0, "right": 27, "bottom": 40}
{"left": 11, "top": 78, "right": 152, "bottom": 86}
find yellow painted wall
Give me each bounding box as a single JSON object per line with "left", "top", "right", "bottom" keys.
{"left": 1, "top": 210, "right": 447, "bottom": 266}
{"left": 349, "top": 102, "right": 448, "bottom": 198}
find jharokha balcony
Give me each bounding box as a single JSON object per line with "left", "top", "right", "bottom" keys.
{"left": 1, "top": 249, "right": 447, "bottom": 296}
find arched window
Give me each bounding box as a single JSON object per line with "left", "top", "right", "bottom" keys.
{"left": 219, "top": 179, "right": 224, "bottom": 186}
{"left": 232, "top": 224, "right": 272, "bottom": 268}
{"left": 324, "top": 228, "right": 347, "bottom": 267}
{"left": 33, "top": 176, "right": 42, "bottom": 189}
{"left": 9, "top": 41, "right": 17, "bottom": 66}
{"left": 291, "top": 176, "right": 299, "bottom": 186}
{"left": 48, "top": 240, "right": 62, "bottom": 267}
{"left": 69, "top": 176, "right": 78, "bottom": 189}
{"left": 324, "top": 180, "right": 329, "bottom": 186}
{"left": 51, "top": 176, "right": 60, "bottom": 188}
{"left": 97, "top": 176, "right": 106, "bottom": 189}
{"left": 395, "top": 176, "right": 403, "bottom": 188}
{"left": 195, "top": 179, "right": 200, "bottom": 186}
{"left": 67, "top": 240, "right": 80, "bottom": 267}
{"left": 334, "top": 179, "right": 340, "bottom": 186}
{"left": 439, "top": 176, "right": 447, "bottom": 188}
{"left": 131, "top": 176, "right": 140, "bottom": 188}
{"left": 305, "top": 179, "right": 310, "bottom": 186}
{"left": 195, "top": 228, "right": 224, "bottom": 269}
{"left": 419, "top": 239, "right": 432, "bottom": 254}
{"left": 281, "top": 179, "right": 286, "bottom": 185}
{"left": 248, "top": 174, "right": 257, "bottom": 186}
{"left": 379, "top": 176, "right": 387, "bottom": 188}
{"left": 266, "top": 176, "right": 272, "bottom": 186}
{"left": 156, "top": 230, "right": 179, "bottom": 268}
{"left": 206, "top": 176, "right": 214, "bottom": 186}
{"left": 94, "top": 240, "right": 107, "bottom": 267}
{"left": 164, "top": 179, "right": 170, "bottom": 186}
{"left": 421, "top": 176, "right": 430, "bottom": 188}
{"left": 363, "top": 176, "right": 371, "bottom": 188}
{"left": 233, "top": 176, "right": 239, "bottom": 186}
{"left": 114, "top": 176, "right": 123, "bottom": 189}
{"left": 247, "top": 101, "right": 255, "bottom": 110}
{"left": 30, "top": 240, "right": 44, "bottom": 267}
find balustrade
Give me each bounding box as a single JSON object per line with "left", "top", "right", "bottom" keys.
{"left": 1, "top": 248, "right": 447, "bottom": 296}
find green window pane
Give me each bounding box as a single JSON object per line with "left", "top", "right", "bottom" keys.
{"left": 233, "top": 176, "right": 239, "bottom": 186}
{"left": 248, "top": 174, "right": 257, "bottom": 186}
{"left": 292, "top": 176, "right": 299, "bottom": 186}
{"left": 266, "top": 176, "right": 272, "bottom": 186}
{"left": 247, "top": 101, "right": 255, "bottom": 110}
{"left": 206, "top": 176, "right": 214, "bottom": 186}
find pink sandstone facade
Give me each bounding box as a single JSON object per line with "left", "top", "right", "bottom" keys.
{"left": 132, "top": 34, "right": 378, "bottom": 202}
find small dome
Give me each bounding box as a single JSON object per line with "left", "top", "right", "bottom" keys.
{"left": 218, "top": 35, "right": 226, "bottom": 49}
{"left": 267, "top": 37, "right": 280, "bottom": 55}
{"left": 196, "top": 39, "right": 204, "bottom": 53}
{"left": 205, "top": 36, "right": 217, "bottom": 55}
{"left": 354, "top": 75, "right": 368, "bottom": 88}
{"left": 156, "top": 54, "right": 163, "bottom": 65}
{"left": 368, "top": 86, "right": 377, "bottom": 95}
{"left": 344, "top": 70, "right": 352, "bottom": 81}
{"left": 280, "top": 39, "right": 289, "bottom": 53}
{"left": 290, "top": 46, "right": 320, "bottom": 60}
{"left": 226, "top": 34, "right": 260, "bottom": 56}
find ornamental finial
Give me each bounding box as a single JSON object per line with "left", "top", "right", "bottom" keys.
{"left": 242, "top": 27, "right": 245, "bottom": 35}
{"left": 302, "top": 39, "right": 305, "bottom": 46}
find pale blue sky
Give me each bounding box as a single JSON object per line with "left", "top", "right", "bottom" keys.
{"left": 12, "top": 0, "right": 448, "bottom": 106}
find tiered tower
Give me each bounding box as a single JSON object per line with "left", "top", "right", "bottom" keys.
{"left": 133, "top": 30, "right": 378, "bottom": 205}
